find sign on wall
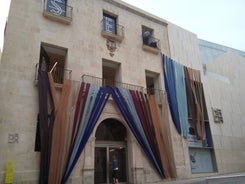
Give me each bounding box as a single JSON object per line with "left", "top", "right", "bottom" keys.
{"left": 212, "top": 107, "right": 223, "bottom": 123}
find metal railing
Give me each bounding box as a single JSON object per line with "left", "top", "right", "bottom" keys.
{"left": 101, "top": 19, "right": 124, "bottom": 38}
{"left": 81, "top": 74, "right": 144, "bottom": 92}
{"left": 81, "top": 74, "right": 164, "bottom": 104}
{"left": 35, "top": 63, "right": 72, "bottom": 85}
{"left": 142, "top": 35, "right": 160, "bottom": 50}
{"left": 44, "top": 0, "right": 73, "bottom": 20}
{"left": 146, "top": 87, "right": 163, "bottom": 104}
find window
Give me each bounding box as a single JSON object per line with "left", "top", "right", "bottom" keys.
{"left": 103, "top": 13, "right": 117, "bottom": 34}
{"left": 145, "top": 71, "right": 161, "bottom": 103}
{"left": 46, "top": 0, "right": 67, "bottom": 17}
{"left": 95, "top": 119, "right": 127, "bottom": 141}
{"left": 102, "top": 59, "right": 121, "bottom": 88}
{"left": 43, "top": 0, "right": 73, "bottom": 24}
{"left": 142, "top": 26, "right": 160, "bottom": 53}
{"left": 142, "top": 26, "right": 154, "bottom": 46}
{"left": 38, "top": 44, "right": 71, "bottom": 85}
{"left": 146, "top": 75, "right": 155, "bottom": 95}
{"left": 101, "top": 11, "right": 124, "bottom": 42}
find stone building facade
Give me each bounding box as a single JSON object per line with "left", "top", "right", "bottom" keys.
{"left": 0, "top": 0, "right": 244, "bottom": 183}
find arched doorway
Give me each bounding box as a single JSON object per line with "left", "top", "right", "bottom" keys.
{"left": 95, "top": 118, "right": 127, "bottom": 184}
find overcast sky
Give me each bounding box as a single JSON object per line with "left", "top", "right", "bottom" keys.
{"left": 122, "top": 0, "right": 245, "bottom": 51}
{"left": 0, "top": 0, "right": 245, "bottom": 51}
{"left": 0, "top": 0, "right": 11, "bottom": 51}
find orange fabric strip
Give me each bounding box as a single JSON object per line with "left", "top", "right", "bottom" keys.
{"left": 148, "top": 94, "right": 171, "bottom": 178}
{"left": 48, "top": 79, "right": 71, "bottom": 184}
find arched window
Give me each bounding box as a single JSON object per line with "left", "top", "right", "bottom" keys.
{"left": 96, "top": 118, "right": 126, "bottom": 141}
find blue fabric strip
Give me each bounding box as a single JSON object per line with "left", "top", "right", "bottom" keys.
{"left": 174, "top": 62, "right": 189, "bottom": 138}
{"left": 63, "top": 86, "right": 110, "bottom": 183}
{"left": 162, "top": 54, "right": 181, "bottom": 134}
{"left": 62, "top": 86, "right": 165, "bottom": 182}
{"left": 66, "top": 84, "right": 99, "bottom": 173}
{"left": 112, "top": 88, "right": 164, "bottom": 177}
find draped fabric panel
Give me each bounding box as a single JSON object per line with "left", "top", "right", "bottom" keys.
{"left": 38, "top": 70, "right": 55, "bottom": 184}
{"left": 174, "top": 62, "right": 189, "bottom": 138}
{"left": 159, "top": 92, "right": 177, "bottom": 178}
{"left": 111, "top": 88, "right": 164, "bottom": 178}
{"left": 184, "top": 67, "right": 196, "bottom": 129}
{"left": 69, "top": 82, "right": 89, "bottom": 150}
{"left": 39, "top": 73, "right": 174, "bottom": 183}
{"left": 148, "top": 94, "right": 171, "bottom": 178}
{"left": 162, "top": 55, "right": 181, "bottom": 134}
{"left": 61, "top": 81, "right": 81, "bottom": 182}
{"left": 184, "top": 67, "right": 206, "bottom": 140}
{"left": 62, "top": 86, "right": 111, "bottom": 183}
{"left": 162, "top": 53, "right": 208, "bottom": 141}
{"left": 66, "top": 84, "right": 100, "bottom": 173}
{"left": 193, "top": 80, "right": 205, "bottom": 139}
{"left": 162, "top": 54, "right": 183, "bottom": 136}
{"left": 130, "top": 90, "right": 161, "bottom": 169}
{"left": 49, "top": 79, "right": 71, "bottom": 184}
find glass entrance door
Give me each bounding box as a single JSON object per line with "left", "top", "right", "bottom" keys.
{"left": 95, "top": 119, "right": 127, "bottom": 184}
{"left": 95, "top": 146, "right": 127, "bottom": 184}
{"left": 95, "top": 147, "right": 107, "bottom": 183}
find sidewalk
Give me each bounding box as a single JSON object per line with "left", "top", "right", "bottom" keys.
{"left": 157, "top": 173, "right": 245, "bottom": 184}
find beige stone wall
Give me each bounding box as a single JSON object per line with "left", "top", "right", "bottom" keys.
{"left": 1, "top": 0, "right": 244, "bottom": 183}
{"left": 204, "top": 52, "right": 245, "bottom": 174}
{"left": 0, "top": 0, "right": 171, "bottom": 183}
{"left": 0, "top": 0, "right": 39, "bottom": 182}
{"left": 167, "top": 22, "right": 203, "bottom": 179}
{"left": 167, "top": 23, "right": 202, "bottom": 70}
{"left": 167, "top": 21, "right": 245, "bottom": 177}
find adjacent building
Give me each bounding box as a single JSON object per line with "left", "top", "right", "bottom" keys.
{"left": 0, "top": 0, "right": 244, "bottom": 183}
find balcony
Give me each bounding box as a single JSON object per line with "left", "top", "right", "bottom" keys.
{"left": 142, "top": 35, "right": 161, "bottom": 54}
{"left": 43, "top": 0, "right": 73, "bottom": 24}
{"left": 81, "top": 75, "right": 164, "bottom": 104}
{"left": 101, "top": 19, "right": 124, "bottom": 42}
{"left": 34, "top": 63, "right": 72, "bottom": 87}
{"left": 81, "top": 75, "right": 143, "bottom": 91}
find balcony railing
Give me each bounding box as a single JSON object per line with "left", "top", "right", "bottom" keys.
{"left": 43, "top": 0, "right": 73, "bottom": 24}
{"left": 35, "top": 63, "right": 72, "bottom": 85}
{"left": 142, "top": 35, "right": 161, "bottom": 54}
{"left": 146, "top": 87, "right": 163, "bottom": 104}
{"left": 81, "top": 75, "right": 144, "bottom": 92}
{"left": 101, "top": 20, "right": 124, "bottom": 42}
{"left": 81, "top": 74, "right": 164, "bottom": 104}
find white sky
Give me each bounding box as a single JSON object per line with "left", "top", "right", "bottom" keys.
{"left": 122, "top": 0, "right": 245, "bottom": 51}
{"left": 0, "top": 0, "right": 245, "bottom": 51}
{"left": 0, "top": 0, "right": 11, "bottom": 51}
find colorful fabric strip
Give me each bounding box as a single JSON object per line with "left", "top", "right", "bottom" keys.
{"left": 162, "top": 54, "right": 181, "bottom": 134}
{"left": 111, "top": 87, "right": 164, "bottom": 177}
{"left": 174, "top": 62, "right": 189, "bottom": 138}
{"left": 40, "top": 75, "right": 174, "bottom": 182}
{"left": 38, "top": 70, "right": 55, "bottom": 184}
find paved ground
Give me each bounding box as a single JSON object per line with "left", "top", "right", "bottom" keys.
{"left": 159, "top": 173, "right": 245, "bottom": 184}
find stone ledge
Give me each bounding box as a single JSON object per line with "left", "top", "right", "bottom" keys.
{"left": 43, "top": 11, "right": 72, "bottom": 25}
{"left": 142, "top": 45, "right": 160, "bottom": 54}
